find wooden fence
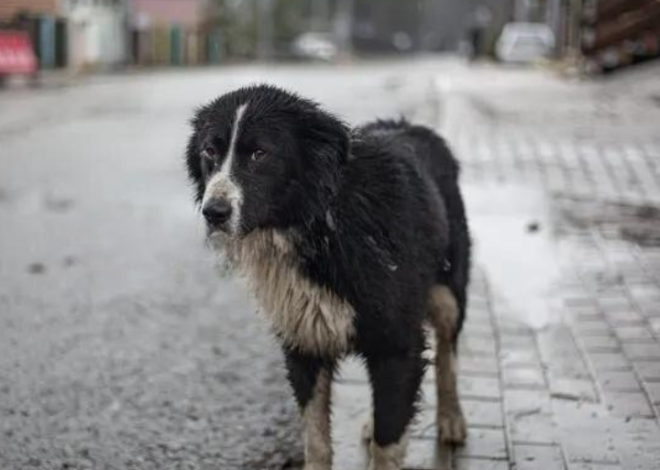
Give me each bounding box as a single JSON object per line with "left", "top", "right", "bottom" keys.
{"left": 130, "top": 25, "right": 224, "bottom": 66}
{"left": 582, "top": 0, "right": 660, "bottom": 71}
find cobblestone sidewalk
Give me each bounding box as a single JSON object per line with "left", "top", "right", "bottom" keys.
{"left": 330, "top": 64, "right": 660, "bottom": 470}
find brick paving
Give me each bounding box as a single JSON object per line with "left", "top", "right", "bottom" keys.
{"left": 331, "top": 64, "right": 660, "bottom": 470}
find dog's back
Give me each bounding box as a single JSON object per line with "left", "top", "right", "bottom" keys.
{"left": 359, "top": 119, "right": 471, "bottom": 339}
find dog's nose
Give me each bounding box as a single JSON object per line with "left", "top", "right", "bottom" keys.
{"left": 203, "top": 199, "right": 233, "bottom": 226}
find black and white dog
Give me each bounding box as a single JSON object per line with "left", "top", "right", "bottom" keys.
{"left": 185, "top": 85, "right": 471, "bottom": 470}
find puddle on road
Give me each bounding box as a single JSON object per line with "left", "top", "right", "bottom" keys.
{"left": 559, "top": 198, "right": 660, "bottom": 248}
{"left": 464, "top": 183, "right": 562, "bottom": 329}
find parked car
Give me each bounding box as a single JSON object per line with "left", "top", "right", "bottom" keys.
{"left": 0, "top": 30, "right": 37, "bottom": 86}
{"left": 495, "top": 23, "right": 555, "bottom": 64}
{"left": 291, "top": 32, "right": 338, "bottom": 61}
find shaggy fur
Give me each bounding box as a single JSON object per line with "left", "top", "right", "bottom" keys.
{"left": 212, "top": 229, "right": 357, "bottom": 357}
{"left": 185, "top": 85, "right": 471, "bottom": 470}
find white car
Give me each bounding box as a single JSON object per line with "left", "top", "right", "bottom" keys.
{"left": 496, "top": 23, "right": 555, "bottom": 63}
{"left": 291, "top": 33, "right": 338, "bottom": 61}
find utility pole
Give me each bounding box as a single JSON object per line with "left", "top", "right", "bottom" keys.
{"left": 311, "top": 0, "right": 330, "bottom": 32}
{"left": 334, "top": 0, "right": 354, "bottom": 57}
{"left": 257, "top": 0, "right": 274, "bottom": 60}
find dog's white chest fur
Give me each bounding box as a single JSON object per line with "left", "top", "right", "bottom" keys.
{"left": 216, "top": 230, "right": 356, "bottom": 356}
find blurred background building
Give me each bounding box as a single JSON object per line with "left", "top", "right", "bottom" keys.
{"left": 63, "top": 0, "right": 129, "bottom": 70}
{"left": 131, "top": 0, "right": 206, "bottom": 65}
{"left": 0, "top": 0, "right": 659, "bottom": 76}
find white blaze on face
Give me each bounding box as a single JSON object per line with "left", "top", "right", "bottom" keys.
{"left": 202, "top": 103, "right": 249, "bottom": 234}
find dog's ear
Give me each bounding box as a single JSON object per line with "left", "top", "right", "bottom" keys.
{"left": 297, "top": 110, "right": 349, "bottom": 207}
{"left": 185, "top": 107, "right": 209, "bottom": 205}
{"left": 303, "top": 109, "right": 350, "bottom": 166}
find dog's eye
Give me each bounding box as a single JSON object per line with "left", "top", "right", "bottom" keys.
{"left": 202, "top": 147, "right": 216, "bottom": 159}
{"left": 250, "top": 149, "right": 267, "bottom": 162}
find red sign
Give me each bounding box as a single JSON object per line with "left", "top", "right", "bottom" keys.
{"left": 0, "top": 31, "right": 37, "bottom": 75}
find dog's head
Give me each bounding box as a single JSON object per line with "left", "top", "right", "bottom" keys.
{"left": 186, "top": 85, "right": 349, "bottom": 238}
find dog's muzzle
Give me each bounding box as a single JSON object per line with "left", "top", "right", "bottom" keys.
{"left": 203, "top": 198, "right": 233, "bottom": 231}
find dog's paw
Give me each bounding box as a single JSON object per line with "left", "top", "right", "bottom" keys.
{"left": 366, "top": 439, "right": 407, "bottom": 470}
{"left": 367, "top": 459, "right": 400, "bottom": 470}
{"left": 303, "top": 463, "right": 331, "bottom": 470}
{"left": 437, "top": 407, "right": 467, "bottom": 445}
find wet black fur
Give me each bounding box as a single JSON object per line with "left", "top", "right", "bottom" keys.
{"left": 186, "top": 85, "right": 471, "bottom": 448}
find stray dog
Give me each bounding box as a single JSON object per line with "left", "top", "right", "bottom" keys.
{"left": 185, "top": 85, "right": 471, "bottom": 470}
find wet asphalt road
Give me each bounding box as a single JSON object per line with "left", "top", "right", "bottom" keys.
{"left": 0, "top": 59, "right": 446, "bottom": 470}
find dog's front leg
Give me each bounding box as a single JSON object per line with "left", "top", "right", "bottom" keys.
{"left": 285, "top": 350, "right": 334, "bottom": 470}
{"left": 366, "top": 351, "right": 425, "bottom": 470}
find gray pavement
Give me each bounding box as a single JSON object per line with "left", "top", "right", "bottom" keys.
{"left": 2, "top": 58, "right": 660, "bottom": 470}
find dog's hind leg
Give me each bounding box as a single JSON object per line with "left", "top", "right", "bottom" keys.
{"left": 428, "top": 285, "right": 467, "bottom": 445}
{"left": 365, "top": 342, "right": 425, "bottom": 470}
{"left": 285, "top": 351, "right": 334, "bottom": 470}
